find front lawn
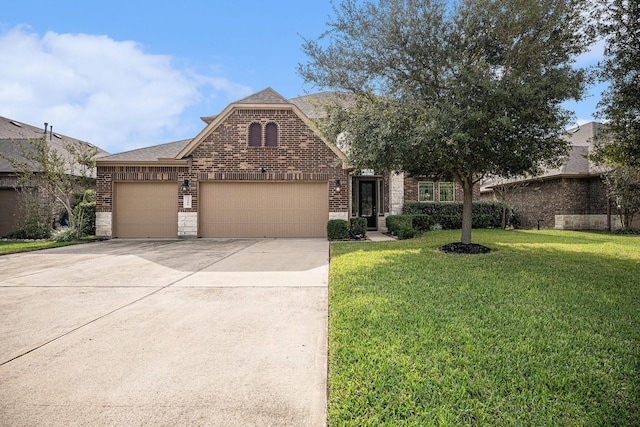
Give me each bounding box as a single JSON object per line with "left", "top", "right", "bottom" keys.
{"left": 328, "top": 230, "right": 639, "bottom": 426}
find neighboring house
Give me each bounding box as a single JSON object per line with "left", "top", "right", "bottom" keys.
{"left": 96, "top": 87, "right": 468, "bottom": 239}
{"left": 0, "top": 116, "right": 108, "bottom": 237}
{"left": 480, "top": 122, "right": 620, "bottom": 230}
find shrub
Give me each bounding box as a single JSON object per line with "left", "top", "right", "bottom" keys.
{"left": 327, "top": 219, "right": 350, "bottom": 240}
{"left": 398, "top": 225, "right": 417, "bottom": 240}
{"left": 411, "top": 214, "right": 432, "bottom": 233}
{"left": 472, "top": 214, "right": 494, "bottom": 229}
{"left": 438, "top": 214, "right": 462, "bottom": 230}
{"left": 11, "top": 189, "right": 53, "bottom": 239}
{"left": 613, "top": 227, "right": 640, "bottom": 235}
{"left": 386, "top": 215, "right": 413, "bottom": 236}
{"left": 350, "top": 217, "right": 367, "bottom": 238}
{"left": 74, "top": 199, "right": 96, "bottom": 236}
{"left": 52, "top": 226, "right": 80, "bottom": 242}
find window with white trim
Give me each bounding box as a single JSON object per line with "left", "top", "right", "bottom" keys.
{"left": 439, "top": 182, "right": 455, "bottom": 202}
{"left": 418, "top": 182, "right": 434, "bottom": 202}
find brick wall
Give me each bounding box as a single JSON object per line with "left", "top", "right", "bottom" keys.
{"left": 189, "top": 108, "right": 348, "bottom": 213}
{"left": 494, "top": 176, "right": 610, "bottom": 229}
{"left": 96, "top": 107, "right": 349, "bottom": 214}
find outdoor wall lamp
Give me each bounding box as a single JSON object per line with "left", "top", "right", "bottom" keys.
{"left": 260, "top": 167, "right": 268, "bottom": 173}
{"left": 335, "top": 179, "right": 341, "bottom": 192}
{"left": 181, "top": 179, "right": 190, "bottom": 192}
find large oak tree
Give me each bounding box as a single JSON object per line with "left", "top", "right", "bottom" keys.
{"left": 300, "top": 0, "right": 596, "bottom": 244}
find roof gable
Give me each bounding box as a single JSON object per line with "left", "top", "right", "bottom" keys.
{"left": 175, "top": 88, "right": 347, "bottom": 164}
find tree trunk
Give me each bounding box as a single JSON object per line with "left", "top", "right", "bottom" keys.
{"left": 461, "top": 175, "right": 474, "bottom": 244}
{"left": 501, "top": 202, "right": 507, "bottom": 230}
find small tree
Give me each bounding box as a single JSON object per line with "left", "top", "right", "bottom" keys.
{"left": 488, "top": 177, "right": 531, "bottom": 229}
{"left": 603, "top": 166, "right": 640, "bottom": 228}
{"left": 1, "top": 136, "right": 98, "bottom": 239}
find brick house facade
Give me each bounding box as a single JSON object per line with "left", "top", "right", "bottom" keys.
{"left": 96, "top": 88, "right": 350, "bottom": 238}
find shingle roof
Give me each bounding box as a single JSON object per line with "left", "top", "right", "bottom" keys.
{"left": 97, "top": 138, "right": 193, "bottom": 162}
{"left": 481, "top": 121, "right": 607, "bottom": 190}
{"left": 289, "top": 92, "right": 354, "bottom": 119}
{"left": 236, "top": 87, "right": 289, "bottom": 105}
{"left": 0, "top": 116, "right": 109, "bottom": 173}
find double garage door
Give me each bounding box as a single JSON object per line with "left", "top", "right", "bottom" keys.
{"left": 113, "top": 181, "right": 328, "bottom": 238}
{"left": 199, "top": 182, "right": 328, "bottom": 238}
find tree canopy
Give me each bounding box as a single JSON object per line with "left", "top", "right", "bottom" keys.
{"left": 299, "top": 0, "right": 596, "bottom": 244}
{"left": 592, "top": 0, "right": 640, "bottom": 168}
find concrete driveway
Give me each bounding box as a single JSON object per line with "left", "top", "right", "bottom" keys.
{"left": 0, "top": 239, "right": 328, "bottom": 426}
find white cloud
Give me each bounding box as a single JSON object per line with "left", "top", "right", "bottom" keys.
{"left": 0, "top": 26, "right": 251, "bottom": 153}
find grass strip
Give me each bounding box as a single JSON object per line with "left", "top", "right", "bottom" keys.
{"left": 0, "top": 240, "right": 80, "bottom": 255}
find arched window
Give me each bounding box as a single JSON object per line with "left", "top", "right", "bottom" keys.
{"left": 265, "top": 122, "right": 278, "bottom": 147}
{"left": 249, "top": 123, "right": 262, "bottom": 146}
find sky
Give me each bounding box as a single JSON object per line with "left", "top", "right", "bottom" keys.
{"left": 1, "top": 1, "right": 605, "bottom": 154}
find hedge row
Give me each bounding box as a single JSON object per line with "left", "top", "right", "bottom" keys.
{"left": 327, "top": 217, "right": 368, "bottom": 240}
{"left": 403, "top": 201, "right": 519, "bottom": 229}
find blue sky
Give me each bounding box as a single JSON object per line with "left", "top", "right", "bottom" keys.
{"left": 1, "top": 1, "right": 604, "bottom": 154}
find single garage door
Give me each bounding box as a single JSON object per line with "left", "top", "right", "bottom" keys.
{"left": 199, "top": 181, "right": 328, "bottom": 238}
{"left": 114, "top": 182, "right": 178, "bottom": 238}
{"left": 0, "top": 188, "right": 20, "bottom": 237}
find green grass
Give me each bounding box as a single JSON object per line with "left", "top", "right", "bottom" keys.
{"left": 0, "top": 240, "right": 80, "bottom": 255}
{"left": 328, "top": 230, "right": 640, "bottom": 426}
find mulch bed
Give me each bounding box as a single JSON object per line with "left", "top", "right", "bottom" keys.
{"left": 439, "top": 242, "right": 492, "bottom": 254}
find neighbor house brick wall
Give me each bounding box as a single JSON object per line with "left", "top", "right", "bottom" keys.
{"left": 502, "top": 177, "right": 609, "bottom": 229}
{"left": 189, "top": 108, "right": 348, "bottom": 213}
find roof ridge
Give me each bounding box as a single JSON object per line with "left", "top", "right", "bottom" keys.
{"left": 235, "top": 87, "right": 290, "bottom": 104}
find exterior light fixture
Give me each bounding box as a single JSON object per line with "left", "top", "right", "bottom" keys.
{"left": 181, "top": 179, "right": 190, "bottom": 192}
{"left": 260, "top": 167, "right": 268, "bottom": 173}
{"left": 335, "top": 179, "right": 341, "bottom": 192}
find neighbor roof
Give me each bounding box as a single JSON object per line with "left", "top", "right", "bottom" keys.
{"left": 481, "top": 121, "right": 608, "bottom": 191}
{"left": 0, "top": 116, "right": 109, "bottom": 173}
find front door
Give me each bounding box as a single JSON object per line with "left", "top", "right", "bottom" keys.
{"left": 358, "top": 180, "right": 377, "bottom": 229}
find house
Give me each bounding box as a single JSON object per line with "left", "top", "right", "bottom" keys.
{"left": 480, "top": 122, "right": 621, "bottom": 230}
{"left": 96, "top": 88, "right": 467, "bottom": 239}
{"left": 0, "top": 116, "right": 108, "bottom": 237}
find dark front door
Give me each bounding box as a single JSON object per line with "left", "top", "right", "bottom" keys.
{"left": 359, "top": 180, "right": 377, "bottom": 229}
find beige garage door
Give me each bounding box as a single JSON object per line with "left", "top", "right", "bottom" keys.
{"left": 114, "top": 182, "right": 178, "bottom": 238}
{"left": 0, "top": 188, "right": 20, "bottom": 237}
{"left": 199, "top": 182, "right": 328, "bottom": 238}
